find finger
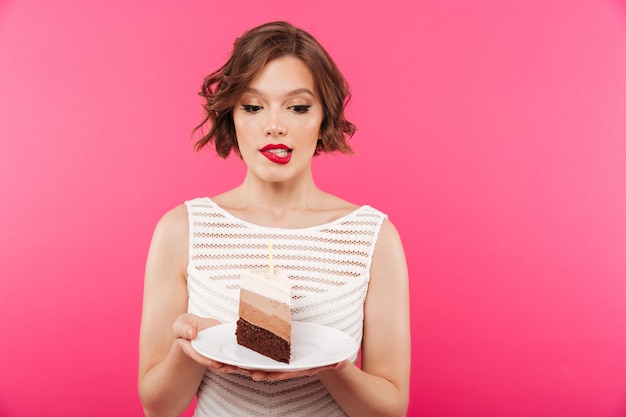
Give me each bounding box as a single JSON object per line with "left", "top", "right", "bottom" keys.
{"left": 250, "top": 372, "right": 265, "bottom": 381}
{"left": 176, "top": 338, "right": 226, "bottom": 369}
{"left": 173, "top": 314, "right": 221, "bottom": 340}
{"left": 212, "top": 365, "right": 240, "bottom": 375}
{"left": 173, "top": 314, "right": 197, "bottom": 339}
{"left": 195, "top": 316, "right": 222, "bottom": 332}
{"left": 335, "top": 360, "right": 348, "bottom": 371}
{"left": 262, "top": 362, "right": 346, "bottom": 381}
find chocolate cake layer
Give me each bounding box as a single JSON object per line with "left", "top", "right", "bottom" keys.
{"left": 236, "top": 318, "right": 290, "bottom": 363}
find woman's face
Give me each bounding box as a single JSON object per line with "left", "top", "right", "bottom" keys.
{"left": 233, "top": 55, "right": 323, "bottom": 183}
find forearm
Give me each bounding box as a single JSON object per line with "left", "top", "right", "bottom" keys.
{"left": 139, "top": 341, "right": 206, "bottom": 417}
{"left": 318, "top": 362, "right": 408, "bottom": 417}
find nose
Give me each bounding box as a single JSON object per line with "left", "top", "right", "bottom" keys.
{"left": 264, "top": 112, "right": 286, "bottom": 136}
{"left": 264, "top": 124, "right": 286, "bottom": 136}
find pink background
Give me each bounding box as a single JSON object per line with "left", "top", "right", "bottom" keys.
{"left": 1, "top": 1, "right": 626, "bottom": 416}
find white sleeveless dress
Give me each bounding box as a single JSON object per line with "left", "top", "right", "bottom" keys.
{"left": 185, "top": 197, "right": 387, "bottom": 416}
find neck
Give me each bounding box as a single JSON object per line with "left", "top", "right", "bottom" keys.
{"left": 238, "top": 171, "right": 320, "bottom": 211}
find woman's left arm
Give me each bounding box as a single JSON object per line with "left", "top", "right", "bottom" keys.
{"left": 317, "top": 219, "right": 411, "bottom": 417}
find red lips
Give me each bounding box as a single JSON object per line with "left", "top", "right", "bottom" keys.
{"left": 260, "top": 144, "right": 292, "bottom": 164}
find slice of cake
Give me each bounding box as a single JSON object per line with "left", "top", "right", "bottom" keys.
{"left": 236, "top": 268, "right": 292, "bottom": 363}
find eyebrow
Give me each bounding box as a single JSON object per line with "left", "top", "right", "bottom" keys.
{"left": 243, "top": 87, "right": 315, "bottom": 98}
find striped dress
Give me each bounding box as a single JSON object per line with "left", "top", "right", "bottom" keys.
{"left": 185, "top": 197, "right": 387, "bottom": 416}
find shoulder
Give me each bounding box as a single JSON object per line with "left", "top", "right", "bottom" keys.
{"left": 368, "top": 218, "right": 408, "bottom": 298}
{"left": 379, "top": 217, "right": 400, "bottom": 238}
{"left": 321, "top": 192, "right": 358, "bottom": 209}
{"left": 316, "top": 191, "right": 360, "bottom": 217}
{"left": 151, "top": 204, "right": 189, "bottom": 251}
{"left": 156, "top": 203, "right": 188, "bottom": 230}
{"left": 144, "top": 204, "right": 189, "bottom": 281}
{"left": 373, "top": 218, "right": 405, "bottom": 261}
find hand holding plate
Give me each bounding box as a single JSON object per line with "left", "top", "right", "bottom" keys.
{"left": 174, "top": 313, "right": 240, "bottom": 374}
{"left": 248, "top": 359, "right": 349, "bottom": 381}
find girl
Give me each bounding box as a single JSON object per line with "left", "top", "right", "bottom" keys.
{"left": 139, "top": 21, "right": 410, "bottom": 417}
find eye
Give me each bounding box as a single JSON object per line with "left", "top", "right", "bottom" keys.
{"left": 241, "top": 104, "right": 262, "bottom": 113}
{"left": 290, "top": 105, "right": 311, "bottom": 114}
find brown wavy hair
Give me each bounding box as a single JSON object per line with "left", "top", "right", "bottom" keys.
{"left": 192, "top": 21, "right": 356, "bottom": 158}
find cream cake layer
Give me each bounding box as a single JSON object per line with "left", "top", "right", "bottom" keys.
{"left": 239, "top": 293, "right": 290, "bottom": 340}
{"left": 239, "top": 288, "right": 291, "bottom": 319}
{"left": 239, "top": 268, "right": 291, "bottom": 304}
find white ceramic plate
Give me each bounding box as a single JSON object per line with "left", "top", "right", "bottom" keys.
{"left": 191, "top": 321, "right": 359, "bottom": 372}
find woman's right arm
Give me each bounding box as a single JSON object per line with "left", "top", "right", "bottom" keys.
{"left": 138, "top": 205, "right": 207, "bottom": 417}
